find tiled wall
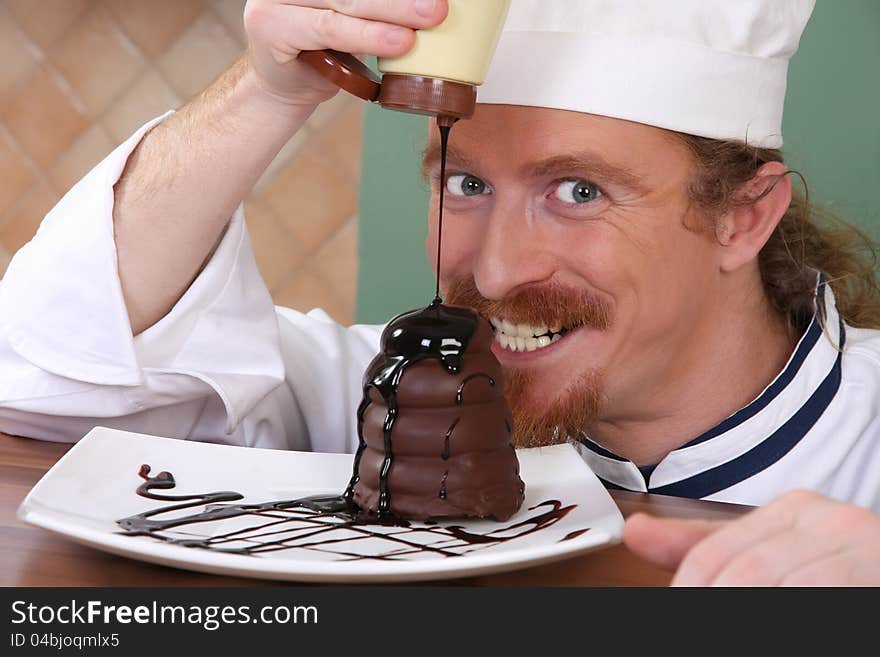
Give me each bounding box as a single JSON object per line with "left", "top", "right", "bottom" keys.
{"left": 0, "top": 0, "right": 362, "bottom": 324}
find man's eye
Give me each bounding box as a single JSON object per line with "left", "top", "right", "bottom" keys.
{"left": 446, "top": 174, "right": 487, "bottom": 196}
{"left": 553, "top": 179, "right": 603, "bottom": 204}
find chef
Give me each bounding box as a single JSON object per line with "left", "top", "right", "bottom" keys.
{"left": 1, "top": 0, "right": 878, "bottom": 584}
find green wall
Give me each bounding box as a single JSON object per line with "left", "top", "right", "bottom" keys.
{"left": 356, "top": 0, "right": 880, "bottom": 324}
{"left": 356, "top": 106, "right": 432, "bottom": 324}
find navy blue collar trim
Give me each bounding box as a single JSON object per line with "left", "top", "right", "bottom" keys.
{"left": 580, "top": 279, "right": 842, "bottom": 497}
{"left": 598, "top": 477, "right": 626, "bottom": 491}
{"left": 650, "top": 314, "right": 844, "bottom": 498}
{"left": 680, "top": 301, "right": 823, "bottom": 449}
{"left": 581, "top": 281, "right": 826, "bottom": 465}
{"left": 580, "top": 436, "right": 627, "bottom": 462}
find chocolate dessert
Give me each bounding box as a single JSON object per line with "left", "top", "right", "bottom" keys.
{"left": 346, "top": 301, "right": 525, "bottom": 521}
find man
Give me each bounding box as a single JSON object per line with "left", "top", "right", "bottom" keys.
{"left": 1, "top": 0, "right": 879, "bottom": 585}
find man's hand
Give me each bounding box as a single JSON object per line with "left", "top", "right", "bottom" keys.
{"left": 114, "top": 1, "right": 449, "bottom": 334}
{"left": 244, "top": 0, "right": 449, "bottom": 108}
{"left": 624, "top": 490, "right": 880, "bottom": 586}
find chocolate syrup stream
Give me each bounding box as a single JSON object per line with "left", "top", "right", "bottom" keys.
{"left": 342, "top": 120, "right": 464, "bottom": 522}
{"left": 433, "top": 121, "right": 452, "bottom": 305}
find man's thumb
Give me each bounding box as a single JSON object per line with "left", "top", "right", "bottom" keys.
{"left": 623, "top": 513, "right": 723, "bottom": 571}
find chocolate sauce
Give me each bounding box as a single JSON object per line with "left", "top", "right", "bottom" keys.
{"left": 347, "top": 300, "right": 480, "bottom": 521}
{"left": 456, "top": 373, "right": 495, "bottom": 405}
{"left": 118, "top": 465, "right": 578, "bottom": 559}
{"left": 441, "top": 417, "right": 459, "bottom": 460}
{"left": 433, "top": 122, "right": 452, "bottom": 304}
{"left": 561, "top": 528, "right": 592, "bottom": 542}
{"left": 343, "top": 124, "right": 461, "bottom": 519}
{"left": 346, "top": 121, "right": 523, "bottom": 520}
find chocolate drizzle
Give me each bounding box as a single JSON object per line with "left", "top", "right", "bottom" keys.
{"left": 117, "top": 465, "right": 578, "bottom": 560}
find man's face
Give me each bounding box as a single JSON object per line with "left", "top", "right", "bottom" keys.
{"left": 422, "top": 105, "right": 723, "bottom": 446}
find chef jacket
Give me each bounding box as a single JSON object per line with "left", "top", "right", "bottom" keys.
{"left": 1, "top": 115, "right": 879, "bottom": 512}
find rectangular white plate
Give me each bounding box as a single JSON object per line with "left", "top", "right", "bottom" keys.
{"left": 18, "top": 427, "right": 624, "bottom": 583}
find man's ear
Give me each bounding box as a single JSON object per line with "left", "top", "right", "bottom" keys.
{"left": 715, "top": 161, "right": 792, "bottom": 273}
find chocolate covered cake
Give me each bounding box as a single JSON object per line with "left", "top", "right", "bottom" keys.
{"left": 346, "top": 301, "right": 525, "bottom": 521}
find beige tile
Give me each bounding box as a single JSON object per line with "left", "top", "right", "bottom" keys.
{"left": 244, "top": 199, "right": 305, "bottom": 292}
{"left": 254, "top": 127, "right": 311, "bottom": 193}
{"left": 0, "top": 129, "right": 36, "bottom": 217}
{"left": 272, "top": 267, "right": 351, "bottom": 325}
{"left": 311, "top": 217, "right": 359, "bottom": 311}
{"left": 103, "top": 0, "right": 206, "bottom": 58}
{"left": 309, "top": 102, "right": 364, "bottom": 179}
{"left": 49, "top": 5, "right": 145, "bottom": 117}
{"left": 102, "top": 70, "right": 181, "bottom": 143}
{"left": 0, "top": 182, "right": 59, "bottom": 255}
{"left": 0, "top": 5, "right": 43, "bottom": 112}
{"left": 1, "top": 65, "right": 89, "bottom": 169}
{"left": 156, "top": 12, "right": 244, "bottom": 100}
{"left": 3, "top": 0, "right": 90, "bottom": 50}
{"left": 47, "top": 124, "right": 115, "bottom": 194}
{"left": 307, "top": 91, "right": 358, "bottom": 132}
{"left": 258, "top": 144, "right": 359, "bottom": 255}
{"left": 212, "top": 0, "right": 247, "bottom": 45}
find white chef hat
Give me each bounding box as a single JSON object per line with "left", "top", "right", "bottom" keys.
{"left": 477, "top": 0, "right": 816, "bottom": 148}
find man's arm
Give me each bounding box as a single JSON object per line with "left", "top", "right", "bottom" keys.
{"left": 113, "top": 60, "right": 311, "bottom": 335}
{"left": 113, "top": 0, "right": 449, "bottom": 335}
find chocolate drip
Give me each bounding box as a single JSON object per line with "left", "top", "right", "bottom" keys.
{"left": 118, "top": 465, "right": 576, "bottom": 560}
{"left": 441, "top": 417, "right": 459, "bottom": 460}
{"left": 456, "top": 373, "right": 495, "bottom": 405}
{"left": 439, "top": 470, "right": 449, "bottom": 499}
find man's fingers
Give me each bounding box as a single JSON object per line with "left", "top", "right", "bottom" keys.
{"left": 672, "top": 490, "right": 819, "bottom": 586}
{"left": 709, "top": 499, "right": 880, "bottom": 586}
{"left": 292, "top": 0, "right": 449, "bottom": 30}
{"left": 247, "top": 5, "right": 416, "bottom": 62}
{"left": 623, "top": 513, "right": 722, "bottom": 571}
{"left": 306, "top": 7, "right": 415, "bottom": 56}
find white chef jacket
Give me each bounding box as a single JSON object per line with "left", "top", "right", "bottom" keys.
{"left": 1, "top": 114, "right": 879, "bottom": 512}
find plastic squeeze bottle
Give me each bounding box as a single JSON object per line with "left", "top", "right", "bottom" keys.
{"left": 298, "top": 0, "right": 511, "bottom": 124}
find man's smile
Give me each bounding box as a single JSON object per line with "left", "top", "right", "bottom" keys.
{"left": 490, "top": 317, "right": 567, "bottom": 352}
{"left": 488, "top": 316, "right": 582, "bottom": 364}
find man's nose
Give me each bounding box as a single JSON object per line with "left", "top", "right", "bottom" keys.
{"left": 471, "top": 198, "right": 555, "bottom": 300}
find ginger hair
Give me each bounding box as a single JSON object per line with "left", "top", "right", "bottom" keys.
{"left": 674, "top": 133, "right": 880, "bottom": 335}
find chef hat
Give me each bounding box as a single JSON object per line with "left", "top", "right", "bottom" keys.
{"left": 477, "top": 0, "right": 816, "bottom": 148}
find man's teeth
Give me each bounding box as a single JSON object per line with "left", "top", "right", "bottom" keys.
{"left": 490, "top": 318, "right": 565, "bottom": 352}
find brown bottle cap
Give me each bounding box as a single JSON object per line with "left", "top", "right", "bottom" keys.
{"left": 297, "top": 50, "right": 380, "bottom": 102}
{"left": 378, "top": 74, "right": 476, "bottom": 121}
{"left": 298, "top": 49, "right": 476, "bottom": 121}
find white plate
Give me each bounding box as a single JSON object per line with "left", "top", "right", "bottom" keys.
{"left": 18, "top": 427, "right": 623, "bottom": 583}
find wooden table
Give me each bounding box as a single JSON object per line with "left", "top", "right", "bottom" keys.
{"left": 1, "top": 433, "right": 751, "bottom": 587}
